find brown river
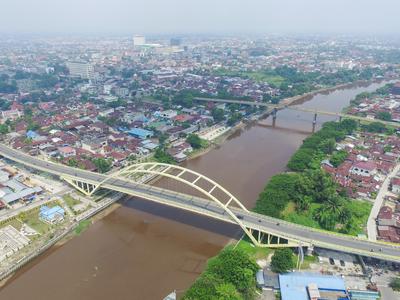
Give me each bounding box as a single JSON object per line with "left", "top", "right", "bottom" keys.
{"left": 0, "top": 81, "right": 391, "bottom": 300}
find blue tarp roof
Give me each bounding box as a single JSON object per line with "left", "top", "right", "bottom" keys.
{"left": 127, "top": 128, "right": 153, "bottom": 138}
{"left": 279, "top": 272, "right": 347, "bottom": 300}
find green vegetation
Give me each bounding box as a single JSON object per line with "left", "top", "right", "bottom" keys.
{"left": 75, "top": 220, "right": 91, "bottom": 235}
{"left": 234, "top": 239, "right": 272, "bottom": 260}
{"left": 270, "top": 248, "right": 295, "bottom": 273}
{"left": 350, "top": 83, "right": 393, "bottom": 106}
{"left": 0, "top": 123, "right": 9, "bottom": 134}
{"left": 186, "top": 134, "right": 206, "bottom": 149}
{"left": 363, "top": 121, "right": 389, "bottom": 133}
{"left": 376, "top": 111, "right": 392, "bottom": 121}
{"left": 154, "top": 147, "right": 175, "bottom": 164}
{"left": 63, "top": 194, "right": 81, "bottom": 213}
{"left": 330, "top": 150, "right": 348, "bottom": 167}
{"left": 255, "top": 119, "right": 372, "bottom": 235}
{"left": 212, "top": 66, "right": 385, "bottom": 104}
{"left": 287, "top": 119, "right": 358, "bottom": 172}
{"left": 183, "top": 247, "right": 259, "bottom": 300}
{"left": 172, "top": 90, "right": 194, "bottom": 108}
{"left": 92, "top": 157, "right": 113, "bottom": 173}
{"left": 24, "top": 207, "right": 52, "bottom": 234}
{"left": 300, "top": 254, "right": 318, "bottom": 270}
{"left": 0, "top": 98, "right": 11, "bottom": 110}
{"left": 390, "top": 277, "right": 400, "bottom": 291}
{"left": 227, "top": 112, "right": 243, "bottom": 126}
{"left": 212, "top": 108, "right": 225, "bottom": 122}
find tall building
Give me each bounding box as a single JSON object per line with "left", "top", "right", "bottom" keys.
{"left": 133, "top": 35, "right": 146, "bottom": 46}
{"left": 66, "top": 62, "right": 94, "bottom": 80}
{"left": 170, "top": 38, "right": 181, "bottom": 46}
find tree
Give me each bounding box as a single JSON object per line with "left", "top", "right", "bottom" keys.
{"left": 314, "top": 196, "right": 349, "bottom": 230}
{"left": 67, "top": 158, "right": 78, "bottom": 167}
{"left": 215, "top": 283, "right": 241, "bottom": 300}
{"left": 319, "top": 138, "right": 336, "bottom": 154}
{"left": 270, "top": 248, "right": 294, "bottom": 273}
{"left": 211, "top": 108, "right": 225, "bottom": 123}
{"left": 207, "top": 247, "right": 258, "bottom": 295}
{"left": 287, "top": 148, "right": 314, "bottom": 171}
{"left": 186, "top": 134, "right": 204, "bottom": 149}
{"left": 0, "top": 124, "right": 9, "bottom": 134}
{"left": 365, "top": 122, "right": 386, "bottom": 133}
{"left": 389, "top": 277, "right": 400, "bottom": 291}
{"left": 330, "top": 150, "right": 348, "bottom": 167}
{"left": 227, "top": 112, "right": 242, "bottom": 126}
{"left": 376, "top": 111, "right": 392, "bottom": 121}
{"left": 92, "top": 158, "right": 112, "bottom": 173}
{"left": 183, "top": 247, "right": 258, "bottom": 300}
{"left": 154, "top": 148, "right": 175, "bottom": 164}
{"left": 254, "top": 173, "right": 301, "bottom": 218}
{"left": 183, "top": 272, "right": 224, "bottom": 300}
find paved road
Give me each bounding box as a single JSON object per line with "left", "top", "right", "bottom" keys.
{"left": 1, "top": 144, "right": 400, "bottom": 262}
{"left": 367, "top": 162, "right": 400, "bottom": 241}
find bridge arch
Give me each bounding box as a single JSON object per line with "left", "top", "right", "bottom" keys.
{"left": 99, "top": 162, "right": 265, "bottom": 246}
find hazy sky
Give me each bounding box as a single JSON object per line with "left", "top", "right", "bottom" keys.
{"left": 1, "top": 0, "right": 399, "bottom": 35}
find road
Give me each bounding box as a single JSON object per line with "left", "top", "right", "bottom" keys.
{"left": 1, "top": 144, "right": 400, "bottom": 262}
{"left": 367, "top": 162, "right": 400, "bottom": 241}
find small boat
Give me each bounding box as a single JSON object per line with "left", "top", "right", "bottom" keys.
{"left": 163, "top": 291, "right": 176, "bottom": 300}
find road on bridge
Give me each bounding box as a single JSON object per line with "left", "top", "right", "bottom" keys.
{"left": 193, "top": 97, "right": 400, "bottom": 128}
{"left": 0, "top": 144, "right": 400, "bottom": 262}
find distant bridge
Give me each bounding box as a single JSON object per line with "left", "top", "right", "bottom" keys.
{"left": 1, "top": 144, "right": 400, "bottom": 262}
{"left": 194, "top": 97, "right": 400, "bottom": 128}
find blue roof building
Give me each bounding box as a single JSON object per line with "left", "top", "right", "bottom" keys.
{"left": 127, "top": 128, "right": 154, "bottom": 139}
{"left": 279, "top": 272, "right": 348, "bottom": 300}
{"left": 26, "top": 130, "right": 39, "bottom": 139}
{"left": 39, "top": 205, "right": 65, "bottom": 224}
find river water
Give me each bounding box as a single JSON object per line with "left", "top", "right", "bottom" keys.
{"left": 0, "top": 81, "right": 390, "bottom": 300}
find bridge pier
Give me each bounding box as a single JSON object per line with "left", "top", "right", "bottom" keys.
{"left": 271, "top": 108, "right": 278, "bottom": 127}
{"left": 306, "top": 244, "right": 314, "bottom": 256}
{"left": 312, "top": 113, "right": 317, "bottom": 132}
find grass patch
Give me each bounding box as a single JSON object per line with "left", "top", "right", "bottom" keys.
{"left": 24, "top": 209, "right": 51, "bottom": 234}
{"left": 345, "top": 201, "right": 372, "bottom": 235}
{"left": 75, "top": 220, "right": 91, "bottom": 235}
{"left": 281, "top": 201, "right": 296, "bottom": 218}
{"left": 299, "top": 254, "right": 319, "bottom": 269}
{"left": 234, "top": 239, "right": 272, "bottom": 260}
{"left": 63, "top": 194, "right": 81, "bottom": 213}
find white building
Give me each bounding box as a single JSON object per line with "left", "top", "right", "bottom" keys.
{"left": 66, "top": 62, "right": 94, "bottom": 80}
{"left": 133, "top": 35, "right": 146, "bottom": 46}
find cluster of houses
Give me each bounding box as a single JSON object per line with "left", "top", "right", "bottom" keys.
{"left": 347, "top": 82, "right": 400, "bottom": 122}
{"left": 0, "top": 164, "right": 43, "bottom": 210}
{"left": 1, "top": 98, "right": 224, "bottom": 170}
{"left": 377, "top": 204, "right": 400, "bottom": 243}
{"left": 322, "top": 133, "right": 400, "bottom": 199}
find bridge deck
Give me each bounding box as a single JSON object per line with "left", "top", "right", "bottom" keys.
{"left": 0, "top": 144, "right": 399, "bottom": 262}
{"left": 194, "top": 97, "right": 400, "bottom": 127}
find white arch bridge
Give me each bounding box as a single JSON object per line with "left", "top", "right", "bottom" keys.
{"left": 0, "top": 144, "right": 400, "bottom": 263}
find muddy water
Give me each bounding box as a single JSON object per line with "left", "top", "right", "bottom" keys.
{"left": 0, "top": 81, "right": 390, "bottom": 300}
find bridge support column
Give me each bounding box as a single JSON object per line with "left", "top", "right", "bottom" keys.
{"left": 272, "top": 108, "right": 278, "bottom": 127}
{"left": 312, "top": 113, "right": 317, "bottom": 133}
{"left": 61, "top": 176, "right": 100, "bottom": 196}
{"left": 306, "top": 244, "right": 314, "bottom": 256}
